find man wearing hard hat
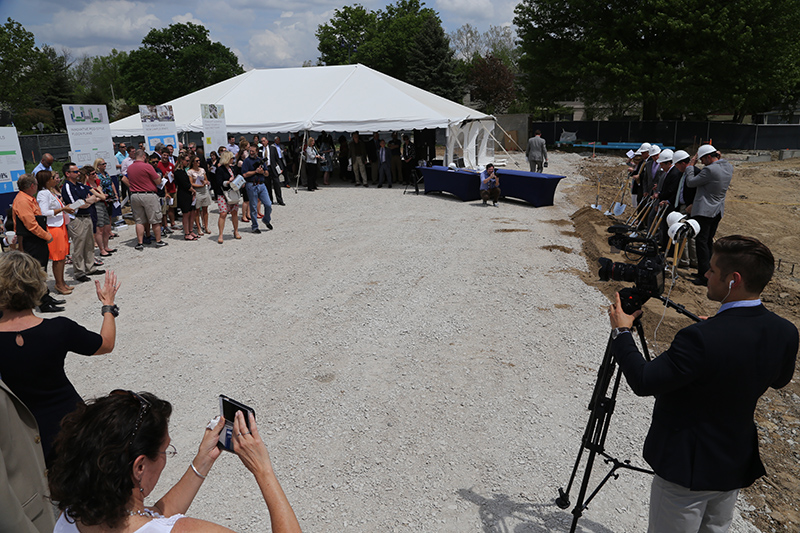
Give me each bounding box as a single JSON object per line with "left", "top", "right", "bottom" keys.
{"left": 685, "top": 144, "right": 733, "bottom": 286}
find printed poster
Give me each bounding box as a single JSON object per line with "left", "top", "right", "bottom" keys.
{"left": 61, "top": 104, "right": 115, "bottom": 167}
{"left": 201, "top": 104, "right": 227, "bottom": 154}
{"left": 139, "top": 105, "right": 178, "bottom": 153}
{"left": 0, "top": 126, "right": 25, "bottom": 194}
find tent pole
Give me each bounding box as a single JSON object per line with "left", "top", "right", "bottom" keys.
{"left": 487, "top": 130, "right": 522, "bottom": 169}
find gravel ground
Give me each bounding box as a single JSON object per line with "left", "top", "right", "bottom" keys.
{"left": 57, "top": 152, "right": 759, "bottom": 532}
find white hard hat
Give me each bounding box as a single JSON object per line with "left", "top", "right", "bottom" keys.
{"left": 649, "top": 145, "right": 661, "bottom": 157}
{"left": 657, "top": 149, "right": 674, "bottom": 164}
{"left": 697, "top": 144, "right": 717, "bottom": 159}
{"left": 685, "top": 219, "right": 700, "bottom": 237}
{"left": 637, "top": 143, "right": 651, "bottom": 154}
{"left": 673, "top": 150, "right": 690, "bottom": 163}
{"left": 666, "top": 211, "right": 686, "bottom": 227}
{"left": 668, "top": 221, "right": 683, "bottom": 243}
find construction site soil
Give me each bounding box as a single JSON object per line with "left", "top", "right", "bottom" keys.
{"left": 564, "top": 153, "right": 800, "bottom": 532}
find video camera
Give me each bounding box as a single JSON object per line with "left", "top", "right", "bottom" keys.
{"left": 598, "top": 232, "right": 665, "bottom": 315}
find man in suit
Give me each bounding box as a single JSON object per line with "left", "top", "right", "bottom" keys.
{"left": 366, "top": 132, "right": 381, "bottom": 185}
{"left": 672, "top": 150, "right": 698, "bottom": 268}
{"left": 653, "top": 149, "right": 681, "bottom": 250}
{"left": 0, "top": 378, "right": 56, "bottom": 533}
{"left": 376, "top": 139, "right": 392, "bottom": 188}
{"left": 686, "top": 144, "right": 733, "bottom": 285}
{"left": 608, "top": 235, "right": 798, "bottom": 533}
{"left": 268, "top": 137, "right": 289, "bottom": 205}
{"left": 525, "top": 130, "right": 548, "bottom": 172}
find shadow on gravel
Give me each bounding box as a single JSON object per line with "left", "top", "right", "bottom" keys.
{"left": 457, "top": 488, "right": 616, "bottom": 533}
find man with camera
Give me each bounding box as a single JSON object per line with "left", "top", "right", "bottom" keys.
{"left": 480, "top": 163, "right": 501, "bottom": 206}
{"left": 608, "top": 235, "right": 798, "bottom": 533}
{"left": 242, "top": 144, "right": 273, "bottom": 233}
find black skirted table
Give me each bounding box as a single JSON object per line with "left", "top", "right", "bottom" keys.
{"left": 420, "top": 166, "right": 565, "bottom": 207}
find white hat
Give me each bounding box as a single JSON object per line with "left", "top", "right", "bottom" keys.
{"left": 666, "top": 211, "right": 686, "bottom": 227}
{"left": 649, "top": 145, "right": 661, "bottom": 157}
{"left": 697, "top": 144, "right": 717, "bottom": 159}
{"left": 635, "top": 143, "right": 651, "bottom": 155}
{"left": 673, "top": 150, "right": 690, "bottom": 163}
{"left": 657, "top": 149, "right": 674, "bottom": 164}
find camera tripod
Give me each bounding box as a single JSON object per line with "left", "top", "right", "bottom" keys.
{"left": 555, "top": 318, "right": 653, "bottom": 532}
{"left": 555, "top": 297, "right": 701, "bottom": 532}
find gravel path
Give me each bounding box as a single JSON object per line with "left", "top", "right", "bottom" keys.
{"left": 58, "top": 152, "right": 759, "bottom": 532}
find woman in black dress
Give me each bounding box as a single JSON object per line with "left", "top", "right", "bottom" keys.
{"left": 0, "top": 250, "right": 119, "bottom": 466}
{"left": 174, "top": 153, "right": 197, "bottom": 241}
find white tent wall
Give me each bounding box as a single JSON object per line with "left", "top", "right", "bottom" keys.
{"left": 445, "top": 119, "right": 495, "bottom": 169}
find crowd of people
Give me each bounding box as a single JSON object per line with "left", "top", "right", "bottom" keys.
{"left": 624, "top": 142, "right": 733, "bottom": 284}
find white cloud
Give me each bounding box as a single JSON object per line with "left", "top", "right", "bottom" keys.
{"left": 280, "top": 12, "right": 294, "bottom": 18}
{"left": 171, "top": 12, "right": 204, "bottom": 26}
{"left": 435, "top": 0, "right": 495, "bottom": 21}
{"left": 30, "top": 0, "right": 162, "bottom": 49}
{"left": 248, "top": 30, "right": 294, "bottom": 67}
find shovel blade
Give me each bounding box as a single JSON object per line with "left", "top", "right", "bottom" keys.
{"left": 613, "top": 203, "right": 626, "bottom": 216}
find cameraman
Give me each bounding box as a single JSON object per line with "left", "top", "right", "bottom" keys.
{"left": 607, "top": 235, "right": 797, "bottom": 533}
{"left": 480, "top": 163, "right": 500, "bottom": 206}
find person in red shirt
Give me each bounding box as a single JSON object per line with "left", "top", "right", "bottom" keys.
{"left": 157, "top": 150, "right": 177, "bottom": 230}
{"left": 124, "top": 150, "right": 167, "bottom": 251}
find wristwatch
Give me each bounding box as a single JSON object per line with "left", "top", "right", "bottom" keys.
{"left": 611, "top": 327, "right": 630, "bottom": 340}
{"left": 101, "top": 304, "right": 119, "bottom": 317}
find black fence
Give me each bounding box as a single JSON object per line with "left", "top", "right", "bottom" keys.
{"left": 530, "top": 120, "right": 800, "bottom": 151}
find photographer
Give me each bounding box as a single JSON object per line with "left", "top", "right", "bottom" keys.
{"left": 607, "top": 235, "right": 798, "bottom": 533}
{"left": 480, "top": 163, "right": 501, "bottom": 206}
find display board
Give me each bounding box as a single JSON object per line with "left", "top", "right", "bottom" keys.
{"left": 139, "top": 105, "right": 179, "bottom": 152}
{"left": 201, "top": 104, "right": 227, "bottom": 155}
{"left": 62, "top": 104, "right": 115, "bottom": 167}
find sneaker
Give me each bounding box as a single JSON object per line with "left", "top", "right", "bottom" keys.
{"left": 252, "top": 228, "right": 262, "bottom": 234}
{"left": 155, "top": 240, "right": 168, "bottom": 247}
{"left": 143, "top": 237, "right": 153, "bottom": 245}
{"left": 135, "top": 243, "right": 144, "bottom": 251}
{"left": 265, "top": 222, "right": 273, "bottom": 230}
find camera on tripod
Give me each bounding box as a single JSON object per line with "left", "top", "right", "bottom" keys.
{"left": 598, "top": 233, "right": 665, "bottom": 315}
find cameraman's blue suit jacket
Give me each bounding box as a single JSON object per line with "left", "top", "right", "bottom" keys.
{"left": 611, "top": 304, "right": 797, "bottom": 491}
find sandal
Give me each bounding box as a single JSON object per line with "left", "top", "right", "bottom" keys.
{"left": 234, "top": 233, "right": 242, "bottom": 239}
{"left": 184, "top": 234, "right": 197, "bottom": 241}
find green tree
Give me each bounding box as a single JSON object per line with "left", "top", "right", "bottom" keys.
{"left": 513, "top": 0, "right": 800, "bottom": 121}
{"left": 121, "top": 22, "right": 243, "bottom": 104}
{"left": 406, "top": 15, "right": 463, "bottom": 101}
{"left": 0, "top": 18, "right": 40, "bottom": 114}
{"left": 72, "top": 49, "right": 128, "bottom": 109}
{"left": 468, "top": 55, "right": 516, "bottom": 114}
{"left": 316, "top": 0, "right": 446, "bottom": 84}
{"left": 29, "top": 45, "right": 75, "bottom": 131}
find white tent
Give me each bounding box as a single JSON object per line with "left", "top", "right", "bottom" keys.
{"left": 110, "top": 64, "right": 496, "bottom": 167}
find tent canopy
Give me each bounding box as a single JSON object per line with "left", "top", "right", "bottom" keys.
{"left": 110, "top": 64, "right": 494, "bottom": 136}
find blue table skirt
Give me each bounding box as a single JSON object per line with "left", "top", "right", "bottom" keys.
{"left": 420, "top": 166, "right": 565, "bottom": 207}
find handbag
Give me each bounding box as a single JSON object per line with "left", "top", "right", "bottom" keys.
{"left": 223, "top": 182, "right": 241, "bottom": 204}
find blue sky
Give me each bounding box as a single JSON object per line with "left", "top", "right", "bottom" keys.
{"left": 2, "top": 0, "right": 519, "bottom": 69}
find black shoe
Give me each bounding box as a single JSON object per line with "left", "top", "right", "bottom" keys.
{"left": 39, "top": 303, "right": 65, "bottom": 313}
{"left": 75, "top": 275, "right": 91, "bottom": 283}
{"left": 278, "top": 201, "right": 285, "bottom": 206}
{"left": 135, "top": 243, "right": 144, "bottom": 251}
{"left": 364, "top": 184, "right": 369, "bottom": 187}
{"left": 155, "top": 240, "right": 168, "bottom": 247}
{"left": 307, "top": 188, "right": 315, "bottom": 191}
{"left": 43, "top": 295, "right": 66, "bottom": 305}
{"left": 388, "top": 185, "right": 392, "bottom": 188}
{"left": 265, "top": 222, "right": 273, "bottom": 230}
{"left": 88, "top": 269, "right": 106, "bottom": 275}
{"left": 354, "top": 183, "right": 360, "bottom": 186}
{"left": 143, "top": 236, "right": 153, "bottom": 244}
{"left": 252, "top": 228, "right": 262, "bottom": 234}
{"left": 377, "top": 185, "right": 383, "bottom": 188}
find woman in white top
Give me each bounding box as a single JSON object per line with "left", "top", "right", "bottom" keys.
{"left": 304, "top": 137, "right": 324, "bottom": 192}
{"left": 49, "top": 390, "right": 301, "bottom": 533}
{"left": 36, "top": 171, "right": 74, "bottom": 295}
{"left": 187, "top": 156, "right": 212, "bottom": 235}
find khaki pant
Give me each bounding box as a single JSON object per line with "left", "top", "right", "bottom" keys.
{"left": 648, "top": 475, "right": 738, "bottom": 533}
{"left": 67, "top": 216, "right": 95, "bottom": 277}
{"left": 352, "top": 156, "right": 368, "bottom": 185}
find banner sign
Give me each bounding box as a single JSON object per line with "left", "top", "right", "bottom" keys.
{"left": 0, "top": 126, "right": 25, "bottom": 194}
{"left": 139, "top": 105, "right": 178, "bottom": 152}
{"left": 201, "top": 104, "right": 227, "bottom": 155}
{"left": 61, "top": 104, "right": 115, "bottom": 167}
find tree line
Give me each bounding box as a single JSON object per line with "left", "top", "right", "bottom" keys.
{"left": 2, "top": 0, "right": 798, "bottom": 133}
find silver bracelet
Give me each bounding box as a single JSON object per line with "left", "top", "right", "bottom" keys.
{"left": 190, "top": 461, "right": 207, "bottom": 480}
